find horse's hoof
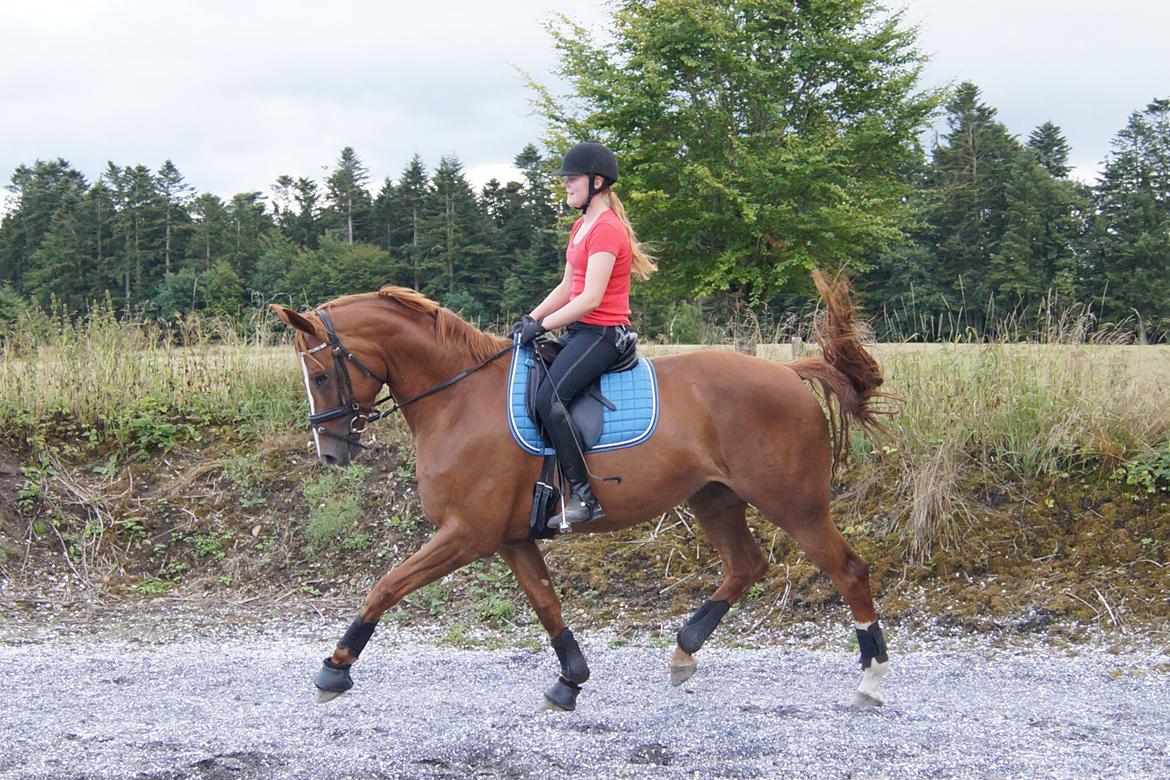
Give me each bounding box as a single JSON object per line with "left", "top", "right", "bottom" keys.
{"left": 540, "top": 696, "right": 567, "bottom": 712}
{"left": 316, "top": 688, "right": 347, "bottom": 703}
{"left": 314, "top": 659, "right": 354, "bottom": 703}
{"left": 543, "top": 678, "right": 580, "bottom": 711}
{"left": 854, "top": 658, "right": 888, "bottom": 708}
{"left": 669, "top": 663, "right": 697, "bottom": 687}
{"left": 669, "top": 647, "right": 696, "bottom": 687}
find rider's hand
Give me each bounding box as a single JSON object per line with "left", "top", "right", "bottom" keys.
{"left": 512, "top": 315, "right": 546, "bottom": 346}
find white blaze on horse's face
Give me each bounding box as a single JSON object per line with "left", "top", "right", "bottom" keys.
{"left": 300, "top": 354, "right": 323, "bottom": 458}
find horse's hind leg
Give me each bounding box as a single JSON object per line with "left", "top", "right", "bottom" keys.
{"left": 753, "top": 490, "right": 890, "bottom": 706}
{"left": 670, "top": 483, "right": 768, "bottom": 686}
{"left": 497, "top": 540, "right": 590, "bottom": 712}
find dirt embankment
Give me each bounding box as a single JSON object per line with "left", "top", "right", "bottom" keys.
{"left": 0, "top": 430, "right": 1166, "bottom": 641}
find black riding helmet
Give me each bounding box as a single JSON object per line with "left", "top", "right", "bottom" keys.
{"left": 555, "top": 142, "right": 618, "bottom": 212}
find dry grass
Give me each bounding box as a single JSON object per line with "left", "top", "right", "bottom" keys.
{"left": 4, "top": 305, "right": 1167, "bottom": 561}
{"left": 0, "top": 309, "right": 302, "bottom": 437}
{"left": 849, "top": 343, "right": 1170, "bottom": 557}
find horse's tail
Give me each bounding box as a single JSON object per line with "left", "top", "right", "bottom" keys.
{"left": 789, "top": 270, "right": 892, "bottom": 471}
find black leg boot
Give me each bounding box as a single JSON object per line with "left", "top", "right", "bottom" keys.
{"left": 543, "top": 394, "right": 604, "bottom": 532}
{"left": 549, "top": 481, "right": 605, "bottom": 532}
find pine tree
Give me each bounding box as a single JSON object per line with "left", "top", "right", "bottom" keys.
{"left": 499, "top": 144, "right": 565, "bottom": 318}
{"left": 124, "top": 164, "right": 167, "bottom": 305}
{"left": 1028, "top": 122, "right": 1073, "bottom": 178}
{"left": 324, "top": 147, "right": 372, "bottom": 244}
{"left": 992, "top": 146, "right": 1090, "bottom": 313}
{"left": 0, "top": 281, "right": 28, "bottom": 326}
{"left": 186, "top": 193, "right": 232, "bottom": 272}
{"left": 1087, "top": 98, "right": 1170, "bottom": 339}
{"left": 156, "top": 160, "right": 193, "bottom": 276}
{"left": 86, "top": 180, "right": 118, "bottom": 298}
{"left": 417, "top": 155, "right": 495, "bottom": 317}
{"left": 225, "top": 191, "right": 272, "bottom": 284}
{"left": 921, "top": 83, "right": 1023, "bottom": 328}
{"left": 386, "top": 155, "right": 430, "bottom": 289}
{"left": 0, "top": 159, "right": 88, "bottom": 292}
{"left": 371, "top": 176, "right": 396, "bottom": 252}
{"left": 100, "top": 163, "right": 134, "bottom": 304}
{"left": 26, "top": 206, "right": 88, "bottom": 310}
{"left": 271, "top": 174, "right": 297, "bottom": 239}
{"left": 292, "top": 177, "right": 322, "bottom": 249}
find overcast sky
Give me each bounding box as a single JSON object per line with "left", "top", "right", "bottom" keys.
{"left": 2, "top": 0, "right": 1168, "bottom": 210}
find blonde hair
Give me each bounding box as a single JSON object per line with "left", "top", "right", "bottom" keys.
{"left": 606, "top": 189, "right": 657, "bottom": 281}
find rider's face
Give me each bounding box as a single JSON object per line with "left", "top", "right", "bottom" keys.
{"left": 563, "top": 174, "right": 592, "bottom": 209}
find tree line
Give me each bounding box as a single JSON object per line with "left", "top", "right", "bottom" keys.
{"left": 861, "top": 86, "right": 1170, "bottom": 342}
{"left": 2, "top": 0, "right": 1168, "bottom": 342}
{"left": 0, "top": 144, "right": 564, "bottom": 330}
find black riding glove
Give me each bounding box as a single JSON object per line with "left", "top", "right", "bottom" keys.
{"left": 512, "top": 315, "right": 546, "bottom": 346}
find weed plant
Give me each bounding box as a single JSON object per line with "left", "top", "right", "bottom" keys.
{"left": 300, "top": 465, "right": 373, "bottom": 551}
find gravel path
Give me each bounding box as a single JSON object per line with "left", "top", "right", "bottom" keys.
{"left": 1, "top": 611, "right": 1167, "bottom": 779}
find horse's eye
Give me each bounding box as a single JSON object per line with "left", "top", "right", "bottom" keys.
{"left": 314, "top": 374, "right": 328, "bottom": 387}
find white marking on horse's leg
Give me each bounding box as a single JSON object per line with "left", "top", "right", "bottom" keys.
{"left": 854, "top": 620, "right": 873, "bottom": 631}
{"left": 300, "top": 356, "right": 322, "bottom": 458}
{"left": 855, "top": 658, "right": 889, "bottom": 706}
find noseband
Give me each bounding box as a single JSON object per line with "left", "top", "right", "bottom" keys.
{"left": 301, "top": 308, "right": 513, "bottom": 450}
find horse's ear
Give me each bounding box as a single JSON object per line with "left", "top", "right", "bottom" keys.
{"left": 271, "top": 304, "right": 316, "bottom": 335}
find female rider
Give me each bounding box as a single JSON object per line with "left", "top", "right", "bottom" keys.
{"left": 512, "top": 142, "right": 657, "bottom": 529}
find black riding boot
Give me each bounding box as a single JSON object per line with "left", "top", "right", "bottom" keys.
{"left": 543, "top": 393, "right": 604, "bottom": 531}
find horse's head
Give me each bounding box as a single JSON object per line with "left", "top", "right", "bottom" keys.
{"left": 272, "top": 303, "right": 389, "bottom": 467}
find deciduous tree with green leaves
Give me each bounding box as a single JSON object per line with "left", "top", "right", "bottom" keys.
{"left": 533, "top": 0, "right": 937, "bottom": 304}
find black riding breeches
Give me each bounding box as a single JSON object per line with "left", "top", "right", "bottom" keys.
{"left": 533, "top": 322, "right": 624, "bottom": 491}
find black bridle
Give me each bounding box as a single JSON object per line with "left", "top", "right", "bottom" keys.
{"left": 301, "top": 308, "right": 512, "bottom": 450}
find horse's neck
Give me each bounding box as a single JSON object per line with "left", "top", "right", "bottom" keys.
{"left": 375, "top": 314, "right": 497, "bottom": 429}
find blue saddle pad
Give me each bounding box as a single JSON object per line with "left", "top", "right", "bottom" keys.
{"left": 507, "top": 341, "right": 660, "bottom": 456}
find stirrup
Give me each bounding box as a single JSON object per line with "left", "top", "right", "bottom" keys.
{"left": 549, "top": 495, "right": 605, "bottom": 534}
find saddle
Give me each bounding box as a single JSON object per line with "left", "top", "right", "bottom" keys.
{"left": 521, "top": 334, "right": 642, "bottom": 540}
{"left": 523, "top": 335, "right": 641, "bottom": 452}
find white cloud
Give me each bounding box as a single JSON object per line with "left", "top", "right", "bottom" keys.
{"left": 1, "top": 0, "right": 1166, "bottom": 200}
{"left": 0, "top": 0, "right": 606, "bottom": 196}
{"left": 466, "top": 162, "right": 524, "bottom": 191}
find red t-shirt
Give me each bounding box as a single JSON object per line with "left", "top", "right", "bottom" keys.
{"left": 566, "top": 210, "right": 632, "bottom": 326}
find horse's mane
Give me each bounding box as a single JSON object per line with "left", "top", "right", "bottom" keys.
{"left": 369, "top": 285, "right": 509, "bottom": 362}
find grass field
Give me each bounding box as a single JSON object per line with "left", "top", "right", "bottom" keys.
{"left": 4, "top": 327, "right": 1168, "bottom": 463}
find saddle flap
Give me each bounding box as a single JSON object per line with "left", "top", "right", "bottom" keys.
{"left": 525, "top": 359, "right": 605, "bottom": 451}
{"left": 508, "top": 340, "right": 659, "bottom": 457}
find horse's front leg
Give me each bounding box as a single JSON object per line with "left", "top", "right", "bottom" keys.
{"left": 315, "top": 526, "right": 485, "bottom": 702}
{"left": 497, "top": 540, "right": 590, "bottom": 712}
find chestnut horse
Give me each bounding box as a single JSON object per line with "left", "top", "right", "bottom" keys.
{"left": 273, "top": 271, "right": 892, "bottom": 710}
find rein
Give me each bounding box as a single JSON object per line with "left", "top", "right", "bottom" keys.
{"left": 303, "top": 307, "right": 512, "bottom": 448}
